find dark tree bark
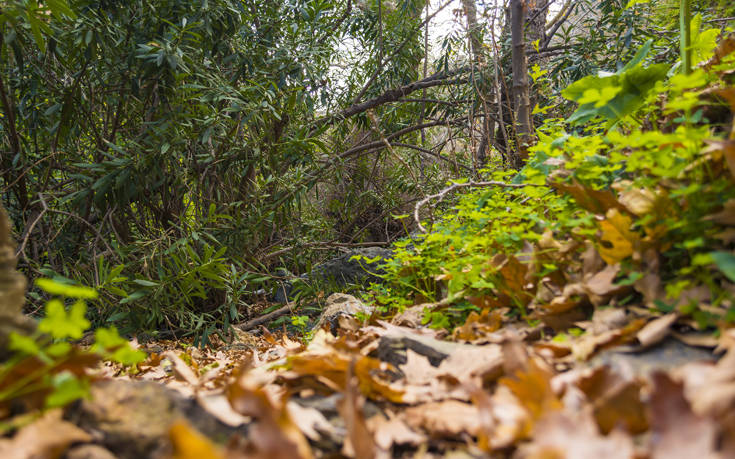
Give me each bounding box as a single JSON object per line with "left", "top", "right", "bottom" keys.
{"left": 461, "top": 0, "right": 495, "bottom": 169}
{"left": 510, "top": 0, "right": 533, "bottom": 169}
{"left": 0, "top": 203, "right": 34, "bottom": 360}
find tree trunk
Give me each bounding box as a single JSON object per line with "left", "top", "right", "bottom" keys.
{"left": 461, "top": 0, "right": 494, "bottom": 169}
{"left": 510, "top": 0, "right": 533, "bottom": 169}
{"left": 0, "top": 203, "right": 35, "bottom": 360}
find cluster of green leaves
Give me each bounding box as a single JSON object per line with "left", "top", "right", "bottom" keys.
{"left": 373, "top": 19, "right": 735, "bottom": 330}
{"left": 1, "top": 279, "right": 144, "bottom": 418}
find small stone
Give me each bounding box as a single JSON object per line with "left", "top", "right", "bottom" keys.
{"left": 313, "top": 293, "right": 374, "bottom": 333}
{"left": 65, "top": 444, "right": 119, "bottom": 459}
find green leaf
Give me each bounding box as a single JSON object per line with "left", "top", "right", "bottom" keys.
{"left": 120, "top": 290, "right": 148, "bottom": 304}
{"left": 45, "top": 341, "right": 72, "bottom": 357}
{"left": 92, "top": 326, "right": 127, "bottom": 351}
{"left": 45, "top": 372, "right": 88, "bottom": 408}
{"left": 46, "top": 0, "right": 77, "bottom": 19}
{"left": 27, "top": 14, "right": 46, "bottom": 53}
{"left": 711, "top": 251, "right": 735, "bottom": 282}
{"left": 93, "top": 327, "right": 146, "bottom": 365}
{"left": 132, "top": 279, "right": 158, "bottom": 287}
{"left": 625, "top": 0, "right": 650, "bottom": 9}
{"left": 620, "top": 39, "right": 653, "bottom": 72}
{"left": 36, "top": 278, "right": 98, "bottom": 299}
{"left": 38, "top": 299, "right": 91, "bottom": 340}
{"left": 563, "top": 63, "right": 668, "bottom": 126}
{"left": 8, "top": 333, "right": 41, "bottom": 356}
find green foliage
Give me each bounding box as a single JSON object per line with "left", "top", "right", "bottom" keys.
{"left": 0, "top": 279, "right": 145, "bottom": 415}
{"left": 562, "top": 40, "right": 668, "bottom": 127}
{"left": 0, "top": 0, "right": 451, "bottom": 340}
{"left": 374, "top": 20, "right": 735, "bottom": 332}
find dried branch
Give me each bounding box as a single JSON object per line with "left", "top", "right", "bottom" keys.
{"left": 351, "top": 0, "right": 455, "bottom": 105}
{"left": 261, "top": 241, "right": 389, "bottom": 261}
{"left": 414, "top": 180, "right": 544, "bottom": 233}
{"left": 236, "top": 304, "right": 295, "bottom": 331}
{"left": 389, "top": 143, "right": 473, "bottom": 172}
{"left": 314, "top": 68, "right": 469, "bottom": 129}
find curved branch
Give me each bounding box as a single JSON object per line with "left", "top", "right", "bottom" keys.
{"left": 414, "top": 180, "right": 544, "bottom": 233}
{"left": 390, "top": 143, "right": 472, "bottom": 172}
{"left": 314, "top": 68, "right": 469, "bottom": 129}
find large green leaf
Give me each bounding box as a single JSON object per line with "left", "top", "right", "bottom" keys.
{"left": 563, "top": 40, "right": 669, "bottom": 127}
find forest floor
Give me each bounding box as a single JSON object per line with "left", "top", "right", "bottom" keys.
{"left": 11, "top": 290, "right": 734, "bottom": 459}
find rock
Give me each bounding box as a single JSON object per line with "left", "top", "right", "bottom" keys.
{"left": 271, "top": 267, "right": 296, "bottom": 304}
{"left": 309, "top": 247, "right": 392, "bottom": 287}
{"left": 65, "top": 444, "right": 119, "bottom": 459}
{"left": 0, "top": 204, "right": 35, "bottom": 360}
{"left": 273, "top": 247, "right": 392, "bottom": 303}
{"left": 67, "top": 380, "right": 248, "bottom": 459}
{"left": 313, "top": 293, "right": 374, "bottom": 333}
{"left": 373, "top": 326, "right": 483, "bottom": 367}
{"left": 588, "top": 337, "right": 716, "bottom": 379}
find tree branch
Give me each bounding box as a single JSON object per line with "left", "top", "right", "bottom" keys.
{"left": 314, "top": 68, "right": 469, "bottom": 129}
{"left": 414, "top": 180, "right": 544, "bottom": 233}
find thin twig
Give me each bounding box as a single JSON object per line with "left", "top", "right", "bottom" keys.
{"left": 235, "top": 303, "right": 295, "bottom": 331}
{"left": 262, "top": 241, "right": 389, "bottom": 261}
{"left": 350, "top": 0, "right": 455, "bottom": 105}
{"left": 414, "top": 180, "right": 544, "bottom": 233}
{"left": 15, "top": 195, "right": 48, "bottom": 260}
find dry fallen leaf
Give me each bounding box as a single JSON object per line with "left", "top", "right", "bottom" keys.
{"left": 500, "top": 358, "right": 561, "bottom": 421}
{"left": 516, "top": 411, "right": 635, "bottom": 459}
{"left": 337, "top": 360, "right": 379, "bottom": 459}
{"left": 0, "top": 409, "right": 92, "bottom": 459}
{"left": 614, "top": 181, "right": 657, "bottom": 216}
{"left": 169, "top": 421, "right": 224, "bottom": 459}
{"left": 403, "top": 400, "right": 481, "bottom": 437}
{"left": 636, "top": 313, "right": 678, "bottom": 348}
{"left": 649, "top": 372, "right": 718, "bottom": 459}
{"left": 163, "top": 351, "right": 200, "bottom": 387}
{"left": 227, "top": 371, "right": 312, "bottom": 459}
{"left": 681, "top": 349, "right": 735, "bottom": 419}
{"left": 597, "top": 209, "right": 638, "bottom": 265}
{"left": 584, "top": 264, "right": 627, "bottom": 305}
{"left": 196, "top": 393, "right": 251, "bottom": 427}
{"left": 551, "top": 180, "right": 627, "bottom": 215}
{"left": 575, "top": 366, "right": 648, "bottom": 434}
{"left": 366, "top": 412, "right": 426, "bottom": 451}
{"left": 286, "top": 401, "right": 335, "bottom": 442}
{"left": 705, "top": 199, "right": 735, "bottom": 226}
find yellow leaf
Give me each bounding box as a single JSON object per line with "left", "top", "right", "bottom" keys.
{"left": 169, "top": 422, "right": 223, "bottom": 459}
{"left": 598, "top": 209, "right": 638, "bottom": 265}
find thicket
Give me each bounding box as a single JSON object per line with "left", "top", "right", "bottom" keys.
{"left": 1, "top": 0, "right": 733, "bottom": 342}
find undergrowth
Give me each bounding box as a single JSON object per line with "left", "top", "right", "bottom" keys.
{"left": 0, "top": 279, "right": 144, "bottom": 428}
{"left": 371, "top": 21, "right": 735, "bottom": 333}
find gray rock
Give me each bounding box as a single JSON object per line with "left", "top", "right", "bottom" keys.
{"left": 273, "top": 247, "right": 393, "bottom": 303}
{"left": 313, "top": 293, "right": 374, "bottom": 333}
{"left": 309, "top": 247, "right": 392, "bottom": 287}
{"left": 588, "top": 337, "right": 717, "bottom": 378}
{"left": 67, "top": 380, "right": 248, "bottom": 459}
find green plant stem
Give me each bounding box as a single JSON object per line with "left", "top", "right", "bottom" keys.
{"left": 680, "top": 0, "right": 692, "bottom": 75}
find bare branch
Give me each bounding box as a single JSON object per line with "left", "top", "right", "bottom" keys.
{"left": 351, "top": 0, "right": 455, "bottom": 105}
{"left": 414, "top": 180, "right": 544, "bottom": 233}
{"left": 314, "top": 68, "right": 469, "bottom": 129}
